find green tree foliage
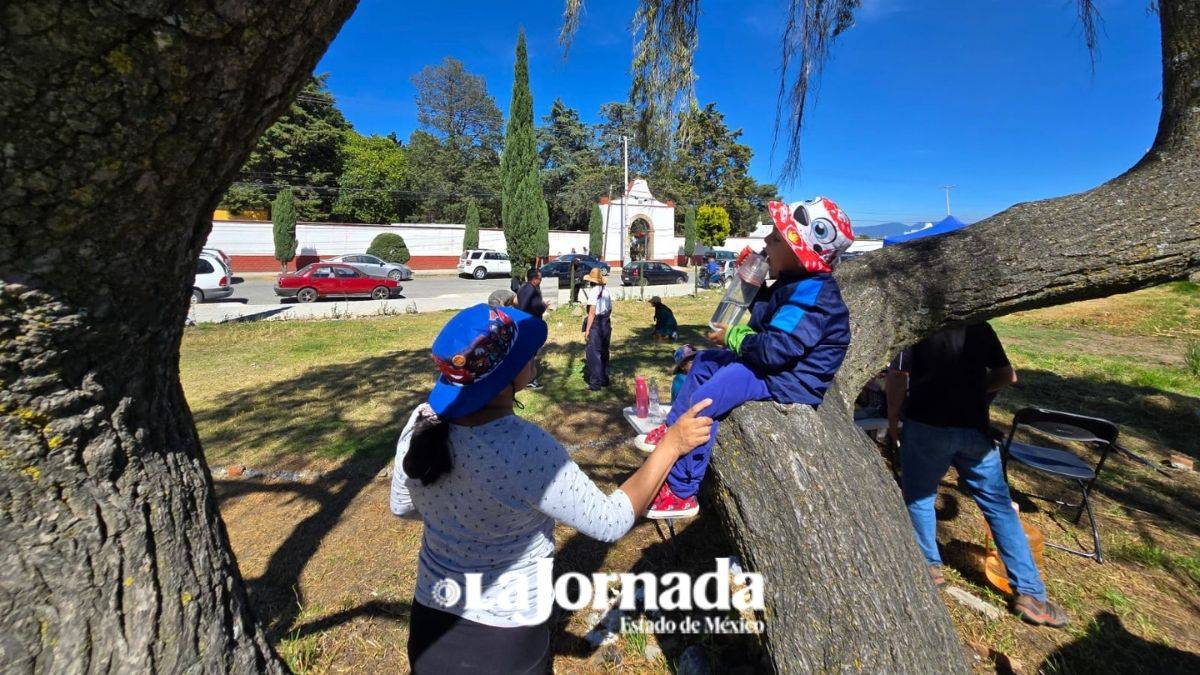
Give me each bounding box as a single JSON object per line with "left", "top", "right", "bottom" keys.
{"left": 366, "top": 232, "right": 411, "bottom": 264}
{"left": 405, "top": 58, "right": 503, "bottom": 227}
{"left": 696, "top": 204, "right": 730, "bottom": 247}
{"left": 673, "top": 103, "right": 778, "bottom": 236}
{"left": 272, "top": 189, "right": 298, "bottom": 272}
{"left": 331, "top": 132, "right": 407, "bottom": 223}
{"left": 537, "top": 200, "right": 550, "bottom": 259}
{"left": 500, "top": 30, "right": 546, "bottom": 278}
{"left": 683, "top": 204, "right": 697, "bottom": 258}
{"left": 463, "top": 199, "right": 481, "bottom": 250}
{"left": 219, "top": 76, "right": 350, "bottom": 220}
{"left": 539, "top": 99, "right": 606, "bottom": 230}
{"left": 588, "top": 204, "right": 604, "bottom": 257}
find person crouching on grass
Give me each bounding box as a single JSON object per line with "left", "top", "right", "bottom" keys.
{"left": 649, "top": 295, "right": 678, "bottom": 341}
{"left": 636, "top": 197, "right": 855, "bottom": 518}
{"left": 391, "top": 303, "right": 715, "bottom": 673}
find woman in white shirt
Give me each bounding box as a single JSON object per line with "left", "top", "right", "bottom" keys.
{"left": 392, "top": 303, "right": 712, "bottom": 673}
{"left": 581, "top": 268, "right": 612, "bottom": 391}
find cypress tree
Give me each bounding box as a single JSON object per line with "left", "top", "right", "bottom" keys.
{"left": 463, "top": 199, "right": 480, "bottom": 250}
{"left": 588, "top": 204, "right": 604, "bottom": 259}
{"left": 683, "top": 204, "right": 697, "bottom": 261}
{"left": 537, "top": 199, "right": 550, "bottom": 262}
{"left": 500, "top": 29, "right": 545, "bottom": 278}
{"left": 272, "top": 188, "right": 298, "bottom": 273}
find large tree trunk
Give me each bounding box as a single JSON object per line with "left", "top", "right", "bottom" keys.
{"left": 0, "top": 1, "right": 358, "bottom": 671}
{"left": 707, "top": 3, "right": 1199, "bottom": 672}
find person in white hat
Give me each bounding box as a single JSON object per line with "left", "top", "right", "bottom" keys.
{"left": 581, "top": 267, "right": 612, "bottom": 391}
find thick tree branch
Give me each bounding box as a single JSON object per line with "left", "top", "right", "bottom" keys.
{"left": 707, "top": 3, "right": 1198, "bottom": 672}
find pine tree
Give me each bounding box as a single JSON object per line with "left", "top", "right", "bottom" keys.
{"left": 683, "top": 204, "right": 697, "bottom": 261}
{"left": 500, "top": 29, "right": 545, "bottom": 279}
{"left": 463, "top": 199, "right": 480, "bottom": 250}
{"left": 272, "top": 188, "right": 298, "bottom": 273}
{"left": 588, "top": 204, "right": 604, "bottom": 259}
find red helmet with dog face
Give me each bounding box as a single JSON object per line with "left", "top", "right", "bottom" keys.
{"left": 767, "top": 197, "right": 855, "bottom": 273}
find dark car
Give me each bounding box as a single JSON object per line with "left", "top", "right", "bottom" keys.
{"left": 274, "top": 263, "right": 400, "bottom": 303}
{"left": 540, "top": 258, "right": 604, "bottom": 283}
{"left": 620, "top": 261, "right": 688, "bottom": 286}
{"left": 555, "top": 253, "right": 610, "bottom": 275}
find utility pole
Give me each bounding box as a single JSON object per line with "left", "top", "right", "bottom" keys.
{"left": 620, "top": 135, "right": 628, "bottom": 267}
{"left": 942, "top": 185, "right": 955, "bottom": 216}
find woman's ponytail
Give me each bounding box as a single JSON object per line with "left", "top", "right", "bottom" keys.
{"left": 404, "top": 419, "right": 452, "bottom": 485}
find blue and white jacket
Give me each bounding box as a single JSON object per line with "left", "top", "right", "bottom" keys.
{"left": 739, "top": 271, "right": 850, "bottom": 406}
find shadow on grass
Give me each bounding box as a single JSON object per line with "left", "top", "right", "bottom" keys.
{"left": 991, "top": 368, "right": 1200, "bottom": 540}
{"left": 203, "top": 348, "right": 430, "bottom": 638}
{"left": 1041, "top": 611, "right": 1200, "bottom": 675}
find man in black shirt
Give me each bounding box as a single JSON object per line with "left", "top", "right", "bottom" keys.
{"left": 886, "top": 323, "right": 1068, "bottom": 628}
{"left": 516, "top": 268, "right": 546, "bottom": 390}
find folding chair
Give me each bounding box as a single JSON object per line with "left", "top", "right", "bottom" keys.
{"left": 1000, "top": 407, "right": 1122, "bottom": 563}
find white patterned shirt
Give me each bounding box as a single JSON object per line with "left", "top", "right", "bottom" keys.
{"left": 390, "top": 407, "right": 635, "bottom": 626}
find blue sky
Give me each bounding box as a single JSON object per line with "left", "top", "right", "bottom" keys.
{"left": 316, "top": 0, "right": 1162, "bottom": 226}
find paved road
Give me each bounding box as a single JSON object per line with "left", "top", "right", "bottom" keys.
{"left": 210, "top": 273, "right": 516, "bottom": 306}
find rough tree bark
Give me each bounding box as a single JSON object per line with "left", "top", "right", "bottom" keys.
{"left": 0, "top": 2, "right": 359, "bottom": 671}
{"left": 707, "top": 2, "right": 1199, "bottom": 671}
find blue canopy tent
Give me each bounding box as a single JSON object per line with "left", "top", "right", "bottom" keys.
{"left": 882, "top": 215, "right": 968, "bottom": 246}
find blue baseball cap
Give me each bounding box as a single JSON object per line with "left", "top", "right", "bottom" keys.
{"left": 428, "top": 304, "right": 547, "bottom": 418}
{"left": 674, "top": 344, "right": 698, "bottom": 372}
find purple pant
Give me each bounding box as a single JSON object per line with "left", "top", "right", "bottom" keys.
{"left": 664, "top": 349, "right": 771, "bottom": 498}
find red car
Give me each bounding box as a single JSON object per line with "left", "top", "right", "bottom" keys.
{"left": 274, "top": 263, "right": 401, "bottom": 303}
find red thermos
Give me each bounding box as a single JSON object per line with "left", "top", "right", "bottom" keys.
{"left": 635, "top": 376, "right": 649, "bottom": 418}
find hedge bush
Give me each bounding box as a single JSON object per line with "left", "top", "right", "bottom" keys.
{"left": 367, "top": 233, "right": 411, "bottom": 264}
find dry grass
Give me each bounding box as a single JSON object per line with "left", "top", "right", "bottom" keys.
{"left": 182, "top": 283, "right": 1200, "bottom": 673}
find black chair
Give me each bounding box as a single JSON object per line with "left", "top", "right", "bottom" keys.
{"left": 1000, "top": 407, "right": 1124, "bottom": 563}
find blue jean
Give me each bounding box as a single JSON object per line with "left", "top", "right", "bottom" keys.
{"left": 664, "top": 349, "right": 771, "bottom": 498}
{"left": 901, "top": 419, "right": 1046, "bottom": 600}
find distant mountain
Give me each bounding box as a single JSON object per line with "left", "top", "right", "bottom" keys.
{"left": 854, "top": 221, "right": 934, "bottom": 239}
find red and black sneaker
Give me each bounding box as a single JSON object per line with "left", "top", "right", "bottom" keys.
{"left": 633, "top": 423, "right": 668, "bottom": 453}
{"left": 646, "top": 481, "right": 699, "bottom": 519}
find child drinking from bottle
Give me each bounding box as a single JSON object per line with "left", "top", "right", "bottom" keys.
{"left": 636, "top": 197, "right": 855, "bottom": 518}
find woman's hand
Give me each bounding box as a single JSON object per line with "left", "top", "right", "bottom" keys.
{"left": 707, "top": 323, "right": 727, "bottom": 346}
{"left": 660, "top": 398, "right": 714, "bottom": 457}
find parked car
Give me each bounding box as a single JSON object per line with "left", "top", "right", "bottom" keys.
{"left": 327, "top": 253, "right": 412, "bottom": 281}
{"left": 458, "top": 249, "right": 512, "bottom": 280}
{"left": 554, "top": 253, "right": 610, "bottom": 275}
{"left": 192, "top": 252, "right": 232, "bottom": 304}
{"left": 540, "top": 258, "right": 604, "bottom": 283}
{"left": 274, "top": 263, "right": 400, "bottom": 303}
{"left": 620, "top": 261, "right": 688, "bottom": 286}
{"left": 710, "top": 249, "right": 736, "bottom": 262}
{"left": 202, "top": 247, "right": 232, "bottom": 273}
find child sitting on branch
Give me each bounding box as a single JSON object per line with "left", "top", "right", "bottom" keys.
{"left": 637, "top": 198, "right": 855, "bottom": 518}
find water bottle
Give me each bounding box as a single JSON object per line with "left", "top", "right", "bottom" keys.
{"left": 647, "top": 378, "right": 661, "bottom": 417}
{"left": 710, "top": 247, "right": 769, "bottom": 330}
{"left": 635, "top": 376, "right": 649, "bottom": 418}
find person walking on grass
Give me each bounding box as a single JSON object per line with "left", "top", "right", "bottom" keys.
{"left": 886, "top": 323, "right": 1069, "bottom": 628}
{"left": 391, "top": 303, "right": 713, "bottom": 673}
{"left": 581, "top": 267, "right": 612, "bottom": 391}
{"left": 516, "top": 268, "right": 547, "bottom": 390}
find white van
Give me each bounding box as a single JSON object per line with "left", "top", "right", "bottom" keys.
{"left": 192, "top": 252, "right": 233, "bottom": 304}
{"left": 458, "top": 250, "right": 512, "bottom": 280}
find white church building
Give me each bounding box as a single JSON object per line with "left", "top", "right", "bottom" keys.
{"left": 595, "top": 178, "right": 677, "bottom": 264}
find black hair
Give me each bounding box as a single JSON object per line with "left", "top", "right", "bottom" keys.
{"left": 403, "top": 421, "right": 452, "bottom": 485}
{"left": 526, "top": 268, "right": 541, "bottom": 282}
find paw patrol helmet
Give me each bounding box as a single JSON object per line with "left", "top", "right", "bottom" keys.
{"left": 767, "top": 197, "right": 855, "bottom": 273}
